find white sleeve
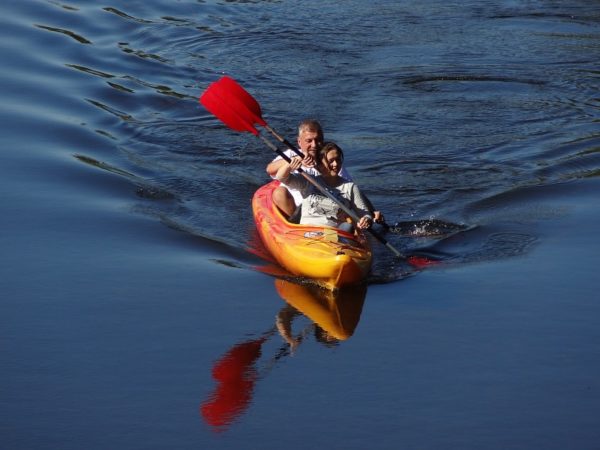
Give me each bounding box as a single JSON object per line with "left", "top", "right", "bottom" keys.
{"left": 350, "top": 183, "right": 371, "bottom": 217}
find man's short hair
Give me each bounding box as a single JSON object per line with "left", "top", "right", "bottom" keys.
{"left": 298, "top": 119, "right": 322, "bottom": 136}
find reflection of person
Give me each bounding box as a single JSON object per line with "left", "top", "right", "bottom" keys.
{"left": 275, "top": 142, "right": 374, "bottom": 233}
{"left": 273, "top": 279, "right": 366, "bottom": 342}
{"left": 276, "top": 304, "right": 339, "bottom": 353}
{"left": 275, "top": 304, "right": 303, "bottom": 352}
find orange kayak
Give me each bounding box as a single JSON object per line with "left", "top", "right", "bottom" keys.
{"left": 252, "top": 181, "right": 372, "bottom": 290}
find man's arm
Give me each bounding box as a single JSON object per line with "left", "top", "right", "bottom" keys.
{"left": 266, "top": 157, "right": 287, "bottom": 177}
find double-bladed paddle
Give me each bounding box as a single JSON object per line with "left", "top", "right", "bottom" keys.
{"left": 199, "top": 76, "right": 406, "bottom": 259}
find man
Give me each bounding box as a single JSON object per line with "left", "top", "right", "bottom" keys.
{"left": 266, "top": 119, "right": 383, "bottom": 222}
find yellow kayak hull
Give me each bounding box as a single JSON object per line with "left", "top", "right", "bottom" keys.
{"left": 252, "top": 181, "right": 372, "bottom": 290}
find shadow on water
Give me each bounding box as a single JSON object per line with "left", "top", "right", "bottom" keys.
{"left": 200, "top": 279, "right": 367, "bottom": 432}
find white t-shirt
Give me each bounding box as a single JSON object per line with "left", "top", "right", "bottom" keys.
{"left": 282, "top": 173, "right": 370, "bottom": 228}
{"left": 271, "top": 149, "right": 352, "bottom": 206}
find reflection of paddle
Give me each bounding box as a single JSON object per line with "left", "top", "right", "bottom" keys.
{"left": 201, "top": 325, "right": 307, "bottom": 432}
{"left": 200, "top": 336, "right": 268, "bottom": 431}
{"left": 199, "top": 76, "right": 406, "bottom": 259}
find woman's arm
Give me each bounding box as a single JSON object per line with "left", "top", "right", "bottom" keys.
{"left": 342, "top": 168, "right": 384, "bottom": 223}
{"left": 350, "top": 184, "right": 374, "bottom": 230}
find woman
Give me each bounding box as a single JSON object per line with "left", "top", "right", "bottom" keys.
{"left": 274, "top": 142, "right": 373, "bottom": 233}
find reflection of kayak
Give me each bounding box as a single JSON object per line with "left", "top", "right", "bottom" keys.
{"left": 252, "top": 181, "right": 372, "bottom": 290}
{"left": 274, "top": 279, "right": 366, "bottom": 340}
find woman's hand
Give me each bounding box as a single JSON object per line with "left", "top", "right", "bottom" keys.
{"left": 275, "top": 156, "right": 303, "bottom": 181}
{"left": 357, "top": 215, "right": 373, "bottom": 230}
{"left": 302, "top": 153, "right": 316, "bottom": 168}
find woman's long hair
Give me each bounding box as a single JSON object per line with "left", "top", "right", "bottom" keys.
{"left": 317, "top": 142, "right": 344, "bottom": 169}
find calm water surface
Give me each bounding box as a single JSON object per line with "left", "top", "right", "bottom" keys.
{"left": 1, "top": 1, "right": 599, "bottom": 449}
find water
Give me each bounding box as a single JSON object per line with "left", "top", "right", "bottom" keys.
{"left": 1, "top": 0, "right": 599, "bottom": 448}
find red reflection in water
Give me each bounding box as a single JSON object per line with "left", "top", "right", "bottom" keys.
{"left": 407, "top": 255, "right": 441, "bottom": 269}
{"left": 200, "top": 338, "right": 265, "bottom": 431}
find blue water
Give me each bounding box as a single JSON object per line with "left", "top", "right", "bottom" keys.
{"left": 1, "top": 1, "right": 599, "bottom": 449}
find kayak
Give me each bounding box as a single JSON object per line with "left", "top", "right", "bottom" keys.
{"left": 251, "top": 181, "right": 372, "bottom": 290}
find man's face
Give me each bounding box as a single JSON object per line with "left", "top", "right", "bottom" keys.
{"left": 297, "top": 129, "right": 323, "bottom": 157}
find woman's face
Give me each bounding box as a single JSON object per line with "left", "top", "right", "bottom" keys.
{"left": 320, "top": 149, "right": 343, "bottom": 176}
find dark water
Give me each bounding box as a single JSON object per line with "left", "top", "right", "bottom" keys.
{"left": 2, "top": 0, "right": 599, "bottom": 448}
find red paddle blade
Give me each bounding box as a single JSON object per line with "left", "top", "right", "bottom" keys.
{"left": 217, "top": 76, "right": 266, "bottom": 127}
{"left": 200, "top": 81, "right": 259, "bottom": 135}
{"left": 199, "top": 76, "right": 267, "bottom": 136}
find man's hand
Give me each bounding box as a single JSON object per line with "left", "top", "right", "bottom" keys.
{"left": 302, "top": 153, "right": 316, "bottom": 168}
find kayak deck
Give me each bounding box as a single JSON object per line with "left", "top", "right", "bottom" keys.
{"left": 252, "top": 181, "right": 372, "bottom": 290}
